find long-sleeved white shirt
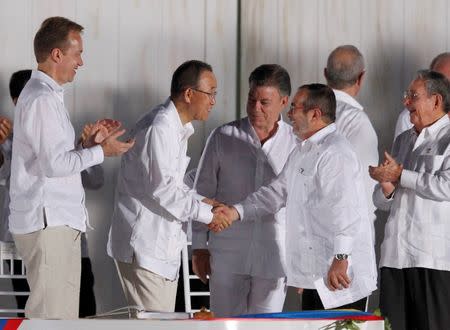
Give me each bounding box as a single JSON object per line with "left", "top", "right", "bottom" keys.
{"left": 192, "top": 117, "right": 296, "bottom": 278}
{"left": 374, "top": 114, "right": 450, "bottom": 271}
{"left": 394, "top": 108, "right": 413, "bottom": 140}
{"left": 9, "top": 70, "right": 104, "bottom": 234}
{"left": 334, "top": 90, "right": 379, "bottom": 219}
{"left": 107, "top": 98, "right": 213, "bottom": 281}
{"left": 235, "top": 124, "right": 377, "bottom": 290}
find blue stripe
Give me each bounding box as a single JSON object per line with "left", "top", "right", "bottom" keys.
{"left": 237, "top": 310, "right": 372, "bottom": 319}
{"left": 0, "top": 320, "right": 9, "bottom": 329}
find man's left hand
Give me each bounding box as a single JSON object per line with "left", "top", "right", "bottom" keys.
{"left": 327, "top": 258, "right": 350, "bottom": 291}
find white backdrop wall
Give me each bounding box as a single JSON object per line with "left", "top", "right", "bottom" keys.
{"left": 0, "top": 0, "right": 448, "bottom": 313}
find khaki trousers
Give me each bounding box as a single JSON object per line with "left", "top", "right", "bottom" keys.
{"left": 117, "top": 260, "right": 178, "bottom": 313}
{"left": 13, "top": 226, "right": 81, "bottom": 319}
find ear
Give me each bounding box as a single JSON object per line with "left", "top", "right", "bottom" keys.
{"left": 357, "top": 70, "right": 366, "bottom": 86}
{"left": 280, "top": 95, "right": 289, "bottom": 107}
{"left": 183, "top": 88, "right": 193, "bottom": 104}
{"left": 324, "top": 68, "right": 328, "bottom": 80}
{"left": 310, "top": 107, "right": 322, "bottom": 121}
{"left": 50, "top": 48, "right": 63, "bottom": 64}
{"left": 433, "top": 93, "right": 443, "bottom": 111}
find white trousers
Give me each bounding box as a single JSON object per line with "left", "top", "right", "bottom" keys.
{"left": 13, "top": 226, "right": 81, "bottom": 319}
{"left": 210, "top": 270, "right": 287, "bottom": 317}
{"left": 117, "top": 259, "right": 178, "bottom": 313}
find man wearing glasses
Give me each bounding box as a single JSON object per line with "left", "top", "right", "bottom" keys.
{"left": 107, "top": 60, "right": 229, "bottom": 313}
{"left": 394, "top": 52, "right": 450, "bottom": 139}
{"left": 370, "top": 70, "right": 450, "bottom": 330}
{"left": 192, "top": 64, "right": 297, "bottom": 317}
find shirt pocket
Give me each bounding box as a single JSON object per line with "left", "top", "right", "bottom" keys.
{"left": 417, "top": 155, "right": 445, "bottom": 173}
{"left": 292, "top": 167, "right": 315, "bottom": 203}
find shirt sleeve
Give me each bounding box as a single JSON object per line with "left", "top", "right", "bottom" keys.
{"left": 400, "top": 155, "right": 450, "bottom": 201}
{"left": 22, "top": 95, "right": 104, "bottom": 177}
{"left": 145, "top": 124, "right": 213, "bottom": 225}
{"left": 318, "top": 150, "right": 364, "bottom": 255}
{"left": 191, "top": 130, "right": 220, "bottom": 249}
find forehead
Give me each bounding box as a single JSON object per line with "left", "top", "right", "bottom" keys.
{"left": 408, "top": 78, "right": 426, "bottom": 91}
{"left": 66, "top": 31, "right": 83, "bottom": 49}
{"left": 293, "top": 88, "right": 308, "bottom": 104}
{"left": 197, "top": 70, "right": 216, "bottom": 88}
{"left": 248, "top": 85, "right": 281, "bottom": 98}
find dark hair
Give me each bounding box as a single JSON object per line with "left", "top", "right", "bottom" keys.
{"left": 325, "top": 45, "right": 364, "bottom": 89}
{"left": 248, "top": 64, "right": 291, "bottom": 96}
{"left": 416, "top": 69, "right": 450, "bottom": 113}
{"left": 9, "top": 70, "right": 32, "bottom": 99}
{"left": 170, "top": 60, "right": 213, "bottom": 98}
{"left": 298, "top": 83, "right": 336, "bottom": 122}
{"left": 34, "top": 16, "right": 84, "bottom": 63}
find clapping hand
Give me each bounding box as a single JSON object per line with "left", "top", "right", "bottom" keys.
{"left": 0, "top": 117, "right": 12, "bottom": 145}
{"left": 369, "top": 151, "right": 403, "bottom": 183}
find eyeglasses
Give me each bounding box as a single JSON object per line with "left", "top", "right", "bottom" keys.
{"left": 403, "top": 90, "right": 421, "bottom": 101}
{"left": 192, "top": 88, "right": 217, "bottom": 101}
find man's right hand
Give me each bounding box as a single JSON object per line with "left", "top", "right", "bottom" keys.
{"left": 0, "top": 117, "right": 12, "bottom": 145}
{"left": 101, "top": 129, "right": 135, "bottom": 157}
{"left": 192, "top": 249, "right": 211, "bottom": 284}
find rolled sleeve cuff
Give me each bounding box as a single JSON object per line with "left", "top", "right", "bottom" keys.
{"left": 196, "top": 202, "right": 213, "bottom": 224}
{"left": 90, "top": 144, "right": 105, "bottom": 165}
{"left": 234, "top": 204, "right": 244, "bottom": 221}
{"left": 334, "top": 236, "right": 353, "bottom": 255}
{"left": 400, "top": 169, "right": 418, "bottom": 190}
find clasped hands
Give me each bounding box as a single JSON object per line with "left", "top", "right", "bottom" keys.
{"left": 202, "top": 198, "right": 240, "bottom": 233}
{"left": 369, "top": 151, "right": 403, "bottom": 197}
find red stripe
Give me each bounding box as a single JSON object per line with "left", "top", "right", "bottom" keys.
{"left": 3, "top": 319, "right": 23, "bottom": 330}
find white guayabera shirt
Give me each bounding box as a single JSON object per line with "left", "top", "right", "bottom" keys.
{"left": 333, "top": 89, "right": 379, "bottom": 222}
{"left": 107, "top": 99, "right": 213, "bottom": 281}
{"left": 235, "top": 123, "right": 377, "bottom": 290}
{"left": 374, "top": 114, "right": 450, "bottom": 271}
{"left": 9, "top": 70, "right": 104, "bottom": 235}
{"left": 193, "top": 117, "right": 297, "bottom": 279}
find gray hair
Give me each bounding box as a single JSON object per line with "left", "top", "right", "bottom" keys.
{"left": 325, "top": 45, "right": 364, "bottom": 89}
{"left": 416, "top": 69, "right": 450, "bottom": 113}
{"left": 430, "top": 52, "right": 450, "bottom": 70}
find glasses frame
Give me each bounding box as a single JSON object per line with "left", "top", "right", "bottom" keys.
{"left": 191, "top": 88, "right": 217, "bottom": 101}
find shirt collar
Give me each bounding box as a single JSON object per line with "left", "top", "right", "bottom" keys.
{"left": 421, "top": 114, "right": 450, "bottom": 139}
{"left": 32, "top": 70, "right": 64, "bottom": 94}
{"left": 245, "top": 115, "right": 286, "bottom": 144}
{"left": 301, "top": 123, "right": 337, "bottom": 147}
{"left": 166, "top": 98, "right": 194, "bottom": 139}
{"left": 333, "top": 89, "right": 363, "bottom": 110}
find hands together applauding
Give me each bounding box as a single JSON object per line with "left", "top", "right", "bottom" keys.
{"left": 202, "top": 198, "right": 240, "bottom": 233}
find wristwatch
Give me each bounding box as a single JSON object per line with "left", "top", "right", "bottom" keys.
{"left": 335, "top": 254, "right": 348, "bottom": 261}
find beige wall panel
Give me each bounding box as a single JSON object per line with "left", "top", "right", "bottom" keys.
{"left": 240, "top": 0, "right": 280, "bottom": 115}
{"left": 204, "top": 0, "right": 238, "bottom": 141}
{"left": 317, "top": 0, "right": 361, "bottom": 85}
{"left": 75, "top": 0, "right": 122, "bottom": 313}
{"left": 0, "top": 1, "right": 32, "bottom": 117}
{"left": 404, "top": 0, "right": 448, "bottom": 82}
{"left": 360, "top": 0, "right": 405, "bottom": 152}
{"left": 278, "top": 0, "right": 319, "bottom": 111}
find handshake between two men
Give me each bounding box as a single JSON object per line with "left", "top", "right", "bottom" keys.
{"left": 202, "top": 199, "right": 241, "bottom": 233}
